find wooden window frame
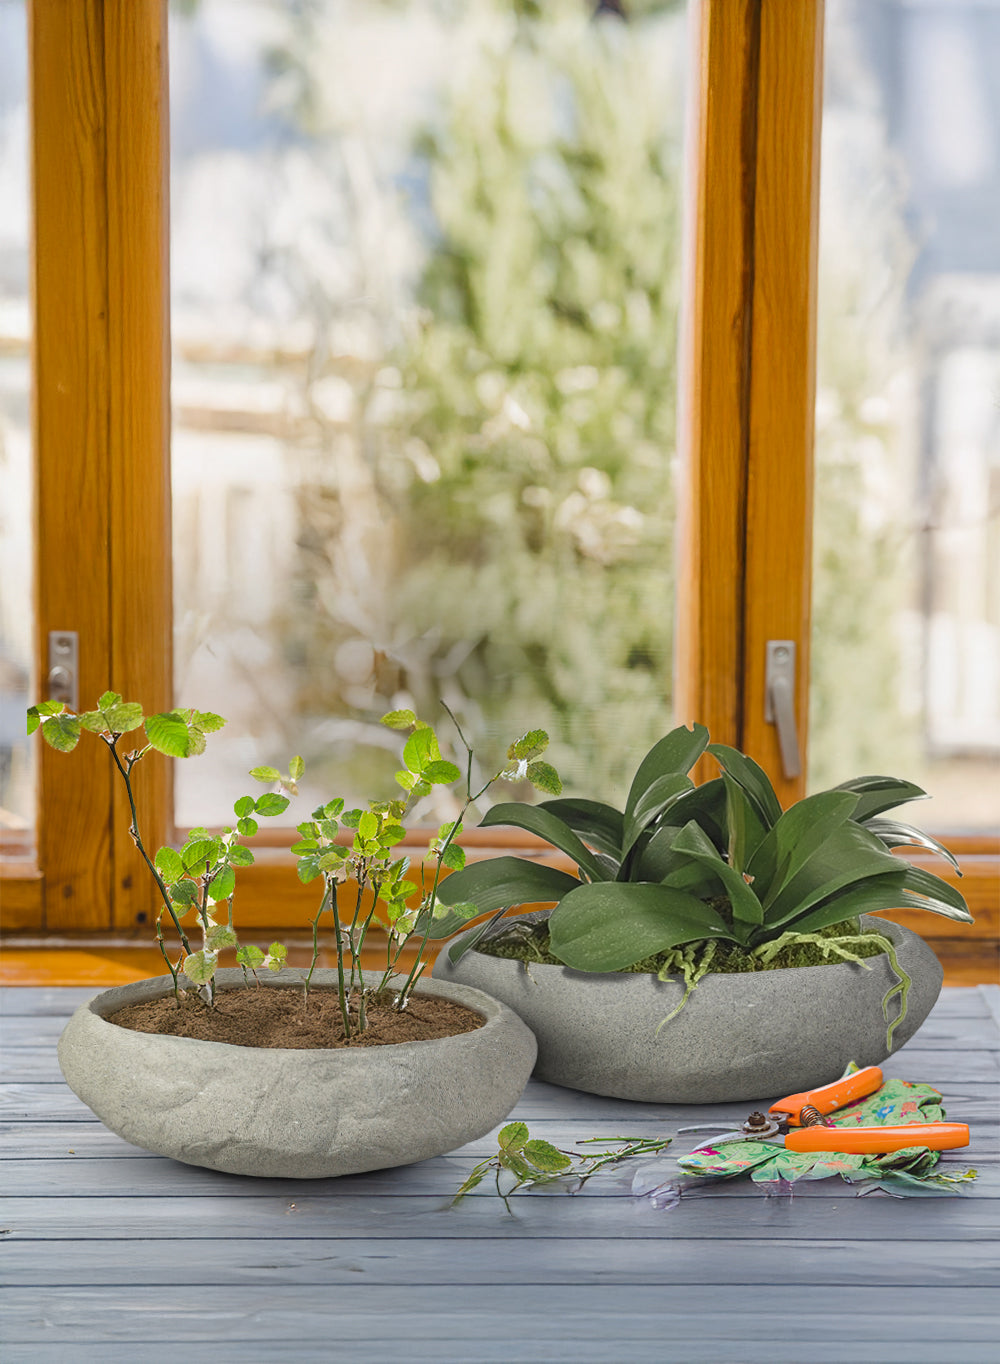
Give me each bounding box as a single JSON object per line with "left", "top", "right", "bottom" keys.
{"left": 3, "top": 0, "right": 997, "bottom": 967}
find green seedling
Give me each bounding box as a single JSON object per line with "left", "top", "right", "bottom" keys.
{"left": 290, "top": 706, "right": 562, "bottom": 1039}
{"left": 27, "top": 694, "right": 291, "bottom": 1004}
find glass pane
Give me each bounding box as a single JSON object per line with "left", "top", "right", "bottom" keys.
{"left": 169, "top": 0, "right": 687, "bottom": 825}
{"left": 0, "top": 0, "right": 33, "bottom": 840}
{"left": 811, "top": 0, "right": 1000, "bottom": 831}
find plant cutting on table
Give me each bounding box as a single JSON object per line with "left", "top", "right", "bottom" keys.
{"left": 27, "top": 693, "right": 556, "bottom": 1178}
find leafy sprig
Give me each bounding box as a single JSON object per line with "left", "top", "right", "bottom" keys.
{"left": 452, "top": 1121, "right": 672, "bottom": 1214}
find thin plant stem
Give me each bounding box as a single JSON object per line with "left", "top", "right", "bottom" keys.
{"left": 329, "top": 877, "right": 352, "bottom": 1039}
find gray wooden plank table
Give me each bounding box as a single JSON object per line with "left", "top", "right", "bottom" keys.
{"left": 2, "top": 984, "right": 998, "bottom": 1363}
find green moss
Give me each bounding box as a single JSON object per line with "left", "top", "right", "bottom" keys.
{"left": 478, "top": 917, "right": 888, "bottom": 974}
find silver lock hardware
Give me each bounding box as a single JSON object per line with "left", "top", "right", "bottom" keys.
{"left": 764, "top": 640, "right": 801, "bottom": 780}
{"left": 47, "top": 631, "right": 79, "bottom": 712}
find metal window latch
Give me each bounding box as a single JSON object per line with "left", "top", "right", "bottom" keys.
{"left": 764, "top": 640, "right": 801, "bottom": 780}
{"left": 47, "top": 630, "right": 79, "bottom": 712}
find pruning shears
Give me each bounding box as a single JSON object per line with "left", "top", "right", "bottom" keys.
{"left": 680, "top": 1066, "right": 970, "bottom": 1156}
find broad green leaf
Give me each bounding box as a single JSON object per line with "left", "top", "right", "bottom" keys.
{"left": 323, "top": 799, "right": 345, "bottom": 819}
{"left": 79, "top": 710, "right": 108, "bottom": 734}
{"left": 206, "top": 923, "right": 238, "bottom": 950}
{"left": 655, "top": 777, "right": 731, "bottom": 852}
{"left": 358, "top": 810, "right": 379, "bottom": 841}
{"left": 526, "top": 760, "right": 562, "bottom": 796}
{"left": 98, "top": 691, "right": 122, "bottom": 710}
{"left": 438, "top": 820, "right": 462, "bottom": 841}
{"left": 832, "top": 775, "right": 928, "bottom": 822}
{"left": 182, "top": 838, "right": 216, "bottom": 871}
{"left": 773, "top": 864, "right": 969, "bottom": 940}
{"left": 721, "top": 772, "right": 769, "bottom": 875}
{"left": 145, "top": 711, "right": 198, "bottom": 759}
{"left": 439, "top": 844, "right": 466, "bottom": 871}
{"left": 290, "top": 839, "right": 319, "bottom": 854}
{"left": 236, "top": 817, "right": 258, "bottom": 837}
{"left": 507, "top": 729, "right": 549, "bottom": 762}
{"left": 445, "top": 907, "right": 508, "bottom": 960}
{"left": 250, "top": 765, "right": 282, "bottom": 783}
{"left": 341, "top": 809, "right": 362, "bottom": 829}
{"left": 192, "top": 710, "right": 226, "bottom": 733}
{"left": 288, "top": 755, "right": 305, "bottom": 780}
{"left": 207, "top": 866, "right": 236, "bottom": 902}
{"left": 669, "top": 820, "right": 763, "bottom": 927}
{"left": 707, "top": 744, "right": 783, "bottom": 830}
{"left": 403, "top": 726, "right": 440, "bottom": 774}
{"left": 268, "top": 941, "right": 288, "bottom": 959}
{"left": 749, "top": 790, "right": 860, "bottom": 909}
{"left": 622, "top": 773, "right": 694, "bottom": 858}
{"left": 395, "top": 769, "right": 417, "bottom": 791}
{"left": 624, "top": 725, "right": 709, "bottom": 829}
{"left": 548, "top": 882, "right": 733, "bottom": 972}
{"left": 170, "top": 878, "right": 201, "bottom": 906}
{"left": 477, "top": 804, "right": 612, "bottom": 883}
{"left": 499, "top": 1121, "right": 529, "bottom": 1152}
{"left": 435, "top": 856, "right": 582, "bottom": 913}
{"left": 523, "top": 1139, "right": 572, "bottom": 1173}
{"left": 228, "top": 844, "right": 254, "bottom": 867}
{"left": 297, "top": 855, "right": 323, "bottom": 884}
{"left": 318, "top": 848, "right": 348, "bottom": 871}
{"left": 423, "top": 759, "right": 462, "bottom": 785}
{"left": 896, "top": 864, "right": 972, "bottom": 919}
{"left": 182, "top": 950, "right": 217, "bottom": 984}
{"left": 40, "top": 713, "right": 82, "bottom": 752}
{"left": 236, "top": 944, "right": 265, "bottom": 967}
{"left": 537, "top": 798, "right": 624, "bottom": 861}
{"left": 104, "top": 702, "right": 144, "bottom": 733}
{"left": 381, "top": 708, "right": 417, "bottom": 730}
{"left": 862, "top": 819, "right": 962, "bottom": 874}
{"left": 762, "top": 820, "right": 910, "bottom": 931}
{"left": 233, "top": 795, "right": 255, "bottom": 817}
{"left": 631, "top": 825, "right": 722, "bottom": 896}
{"left": 255, "top": 793, "right": 290, "bottom": 817}
{"left": 26, "top": 707, "right": 41, "bottom": 736}
{"left": 154, "top": 847, "right": 184, "bottom": 884}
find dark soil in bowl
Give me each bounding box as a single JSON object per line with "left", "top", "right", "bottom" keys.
{"left": 109, "top": 986, "right": 485, "bottom": 1049}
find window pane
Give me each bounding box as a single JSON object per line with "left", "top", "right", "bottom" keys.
{"left": 0, "top": 0, "right": 33, "bottom": 839}
{"left": 811, "top": 0, "right": 1000, "bottom": 831}
{"left": 169, "top": 0, "right": 686, "bottom": 825}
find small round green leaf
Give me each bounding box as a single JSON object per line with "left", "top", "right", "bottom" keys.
{"left": 288, "top": 755, "right": 305, "bottom": 780}
{"left": 192, "top": 710, "right": 226, "bottom": 733}
{"left": 41, "top": 713, "right": 82, "bottom": 752}
{"left": 228, "top": 844, "right": 254, "bottom": 867}
{"left": 498, "top": 1122, "right": 529, "bottom": 1153}
{"left": 145, "top": 711, "right": 198, "bottom": 758}
{"left": 423, "top": 759, "right": 462, "bottom": 785}
{"left": 206, "top": 923, "right": 238, "bottom": 950}
{"left": 182, "top": 950, "right": 217, "bottom": 985}
{"left": 105, "top": 702, "right": 144, "bottom": 733}
{"left": 523, "top": 1139, "right": 572, "bottom": 1173}
{"left": 249, "top": 765, "right": 281, "bottom": 783}
{"left": 439, "top": 844, "right": 466, "bottom": 871}
{"left": 526, "top": 760, "right": 562, "bottom": 796}
{"left": 381, "top": 708, "right": 416, "bottom": 730}
{"left": 236, "top": 817, "right": 259, "bottom": 837}
{"left": 154, "top": 847, "right": 184, "bottom": 883}
{"left": 236, "top": 944, "right": 265, "bottom": 967}
{"left": 255, "top": 793, "right": 290, "bottom": 817}
{"left": 233, "top": 795, "right": 255, "bottom": 817}
{"left": 207, "top": 866, "right": 236, "bottom": 902}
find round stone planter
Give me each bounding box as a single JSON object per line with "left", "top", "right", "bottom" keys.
{"left": 432, "top": 913, "right": 943, "bottom": 1104}
{"left": 57, "top": 969, "right": 537, "bottom": 1179}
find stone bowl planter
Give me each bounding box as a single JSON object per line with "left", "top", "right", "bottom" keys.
{"left": 57, "top": 969, "right": 537, "bottom": 1178}
{"left": 432, "top": 913, "right": 942, "bottom": 1104}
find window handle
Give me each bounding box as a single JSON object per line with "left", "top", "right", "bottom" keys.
{"left": 47, "top": 630, "right": 79, "bottom": 713}
{"left": 765, "top": 640, "right": 801, "bottom": 780}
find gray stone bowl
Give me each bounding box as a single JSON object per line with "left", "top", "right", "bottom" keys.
{"left": 57, "top": 969, "right": 537, "bottom": 1178}
{"left": 432, "top": 913, "right": 942, "bottom": 1103}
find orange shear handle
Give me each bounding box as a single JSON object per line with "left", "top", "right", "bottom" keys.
{"left": 770, "top": 1066, "right": 884, "bottom": 1124}
{"left": 785, "top": 1122, "right": 970, "bottom": 1155}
